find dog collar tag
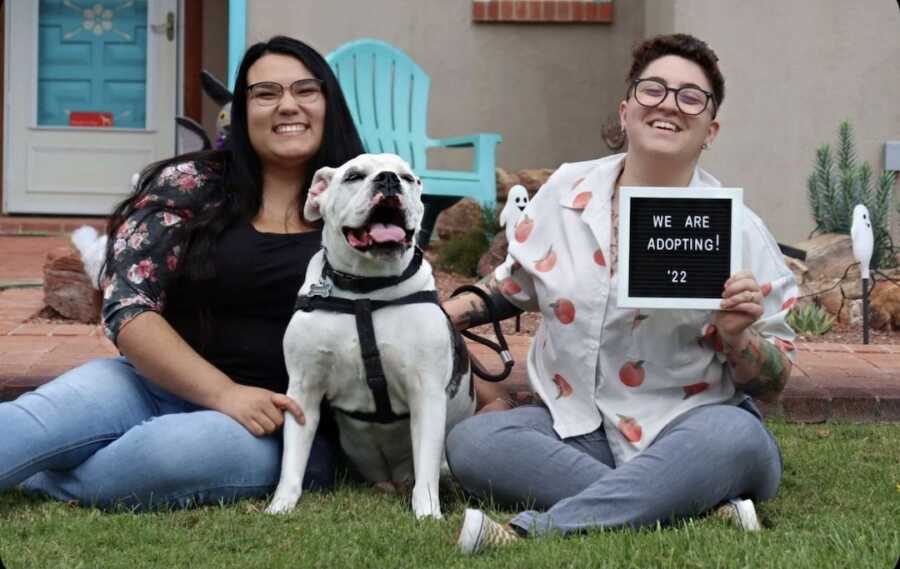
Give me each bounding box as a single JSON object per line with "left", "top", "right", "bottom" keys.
{"left": 308, "top": 280, "right": 332, "bottom": 298}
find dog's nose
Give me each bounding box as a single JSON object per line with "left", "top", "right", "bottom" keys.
{"left": 372, "top": 171, "right": 401, "bottom": 197}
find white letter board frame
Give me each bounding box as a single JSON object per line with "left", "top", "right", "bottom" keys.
{"left": 616, "top": 186, "right": 743, "bottom": 310}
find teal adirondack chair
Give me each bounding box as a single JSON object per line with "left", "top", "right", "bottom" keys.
{"left": 326, "top": 39, "right": 502, "bottom": 246}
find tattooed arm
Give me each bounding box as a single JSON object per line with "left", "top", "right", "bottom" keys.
{"left": 712, "top": 270, "right": 792, "bottom": 401}
{"left": 720, "top": 328, "right": 791, "bottom": 401}
{"left": 442, "top": 275, "right": 523, "bottom": 331}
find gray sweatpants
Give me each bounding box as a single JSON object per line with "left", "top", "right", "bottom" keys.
{"left": 445, "top": 401, "right": 782, "bottom": 536}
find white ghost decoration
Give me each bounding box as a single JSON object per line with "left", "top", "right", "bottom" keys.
{"left": 500, "top": 185, "right": 530, "bottom": 244}
{"left": 851, "top": 204, "right": 874, "bottom": 279}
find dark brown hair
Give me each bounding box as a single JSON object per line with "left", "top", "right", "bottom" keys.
{"left": 604, "top": 34, "right": 725, "bottom": 150}
{"left": 104, "top": 36, "right": 364, "bottom": 283}
{"left": 626, "top": 33, "right": 725, "bottom": 113}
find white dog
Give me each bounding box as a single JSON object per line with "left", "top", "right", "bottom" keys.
{"left": 266, "top": 154, "right": 475, "bottom": 519}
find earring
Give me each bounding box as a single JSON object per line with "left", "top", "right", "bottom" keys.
{"left": 701, "top": 143, "right": 709, "bottom": 150}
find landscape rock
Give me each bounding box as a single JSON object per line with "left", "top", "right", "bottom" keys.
{"left": 805, "top": 276, "right": 867, "bottom": 323}
{"left": 793, "top": 233, "right": 857, "bottom": 281}
{"left": 515, "top": 168, "right": 554, "bottom": 195}
{"left": 784, "top": 257, "right": 809, "bottom": 286}
{"left": 477, "top": 231, "right": 509, "bottom": 278}
{"left": 869, "top": 280, "right": 900, "bottom": 329}
{"left": 43, "top": 246, "right": 101, "bottom": 323}
{"left": 789, "top": 233, "right": 882, "bottom": 321}
{"left": 495, "top": 168, "right": 520, "bottom": 202}
{"left": 813, "top": 283, "right": 845, "bottom": 320}
{"left": 847, "top": 299, "right": 864, "bottom": 326}
{"left": 435, "top": 198, "right": 483, "bottom": 241}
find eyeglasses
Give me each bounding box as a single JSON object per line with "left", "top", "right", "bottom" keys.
{"left": 630, "top": 78, "right": 716, "bottom": 117}
{"left": 247, "top": 78, "right": 324, "bottom": 106}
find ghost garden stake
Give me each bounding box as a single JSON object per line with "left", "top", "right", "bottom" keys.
{"left": 851, "top": 204, "right": 874, "bottom": 344}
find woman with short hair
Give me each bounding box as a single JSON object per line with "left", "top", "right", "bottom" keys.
{"left": 446, "top": 33, "right": 797, "bottom": 553}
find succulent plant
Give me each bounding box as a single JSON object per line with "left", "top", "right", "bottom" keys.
{"left": 788, "top": 303, "right": 836, "bottom": 336}
{"left": 807, "top": 121, "right": 896, "bottom": 269}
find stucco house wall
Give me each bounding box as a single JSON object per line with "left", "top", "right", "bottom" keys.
{"left": 247, "top": 0, "right": 645, "bottom": 172}
{"left": 247, "top": 0, "right": 900, "bottom": 245}
{"left": 645, "top": 0, "right": 900, "bottom": 243}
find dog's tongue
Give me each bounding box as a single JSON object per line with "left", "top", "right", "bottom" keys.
{"left": 369, "top": 223, "right": 405, "bottom": 243}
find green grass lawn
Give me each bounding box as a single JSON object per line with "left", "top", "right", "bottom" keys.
{"left": 1, "top": 422, "right": 898, "bottom": 569}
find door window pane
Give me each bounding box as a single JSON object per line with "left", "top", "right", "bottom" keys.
{"left": 38, "top": 0, "right": 148, "bottom": 128}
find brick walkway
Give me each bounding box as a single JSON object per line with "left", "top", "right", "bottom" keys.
{"left": 1, "top": 223, "right": 898, "bottom": 421}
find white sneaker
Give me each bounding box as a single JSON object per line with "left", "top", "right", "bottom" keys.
{"left": 456, "top": 508, "right": 520, "bottom": 555}
{"left": 716, "top": 498, "right": 761, "bottom": 531}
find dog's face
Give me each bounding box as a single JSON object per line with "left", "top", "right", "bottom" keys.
{"left": 305, "top": 154, "right": 424, "bottom": 262}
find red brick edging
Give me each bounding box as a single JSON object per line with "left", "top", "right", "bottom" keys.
{"left": 472, "top": 0, "right": 614, "bottom": 23}
{"left": 0, "top": 216, "right": 106, "bottom": 236}
{"left": 467, "top": 337, "right": 900, "bottom": 424}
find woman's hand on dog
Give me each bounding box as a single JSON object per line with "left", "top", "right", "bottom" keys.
{"left": 214, "top": 384, "right": 306, "bottom": 436}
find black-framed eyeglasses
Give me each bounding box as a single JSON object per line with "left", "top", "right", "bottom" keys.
{"left": 630, "top": 78, "right": 717, "bottom": 117}
{"left": 247, "top": 78, "right": 324, "bottom": 106}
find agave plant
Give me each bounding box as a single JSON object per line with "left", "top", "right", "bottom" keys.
{"left": 787, "top": 303, "right": 836, "bottom": 336}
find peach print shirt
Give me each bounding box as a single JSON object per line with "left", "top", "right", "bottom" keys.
{"left": 495, "top": 153, "right": 798, "bottom": 464}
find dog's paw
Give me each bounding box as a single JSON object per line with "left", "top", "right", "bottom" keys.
{"left": 413, "top": 507, "right": 443, "bottom": 520}
{"left": 265, "top": 496, "right": 299, "bottom": 515}
{"left": 412, "top": 487, "right": 443, "bottom": 520}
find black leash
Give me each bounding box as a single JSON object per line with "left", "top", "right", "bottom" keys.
{"left": 449, "top": 285, "right": 515, "bottom": 383}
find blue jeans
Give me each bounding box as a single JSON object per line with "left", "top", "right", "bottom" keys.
{"left": 0, "top": 357, "right": 336, "bottom": 511}
{"left": 446, "top": 401, "right": 782, "bottom": 536}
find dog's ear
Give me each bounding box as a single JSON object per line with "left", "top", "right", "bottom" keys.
{"left": 303, "top": 166, "right": 336, "bottom": 221}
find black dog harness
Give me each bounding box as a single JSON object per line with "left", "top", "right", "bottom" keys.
{"left": 294, "top": 248, "right": 445, "bottom": 424}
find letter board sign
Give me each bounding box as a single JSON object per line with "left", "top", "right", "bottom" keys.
{"left": 617, "top": 187, "right": 743, "bottom": 309}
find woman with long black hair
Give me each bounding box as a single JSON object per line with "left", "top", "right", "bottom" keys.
{"left": 0, "top": 36, "right": 364, "bottom": 510}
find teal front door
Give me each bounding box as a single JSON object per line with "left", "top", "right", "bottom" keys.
{"left": 4, "top": 0, "right": 178, "bottom": 215}
{"left": 38, "top": 0, "right": 149, "bottom": 129}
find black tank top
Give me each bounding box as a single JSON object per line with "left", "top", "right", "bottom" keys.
{"left": 165, "top": 220, "right": 322, "bottom": 393}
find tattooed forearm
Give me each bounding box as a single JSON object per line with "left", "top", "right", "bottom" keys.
{"left": 722, "top": 328, "right": 791, "bottom": 400}
{"left": 443, "top": 275, "right": 523, "bottom": 331}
